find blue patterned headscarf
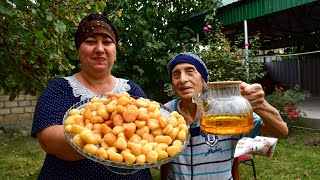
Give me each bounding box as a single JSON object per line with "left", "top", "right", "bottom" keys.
{"left": 168, "top": 52, "right": 209, "bottom": 82}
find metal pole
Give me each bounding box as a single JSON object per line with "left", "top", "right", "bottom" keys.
{"left": 244, "top": 20, "right": 249, "bottom": 82}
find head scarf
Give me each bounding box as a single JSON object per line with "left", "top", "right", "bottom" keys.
{"left": 168, "top": 52, "right": 209, "bottom": 82}
{"left": 75, "top": 13, "right": 118, "bottom": 50}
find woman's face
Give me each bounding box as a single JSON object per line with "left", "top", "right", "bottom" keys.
{"left": 78, "top": 34, "right": 116, "bottom": 74}
{"left": 171, "top": 63, "right": 205, "bottom": 100}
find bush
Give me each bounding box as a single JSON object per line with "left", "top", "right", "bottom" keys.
{"left": 266, "top": 85, "right": 311, "bottom": 128}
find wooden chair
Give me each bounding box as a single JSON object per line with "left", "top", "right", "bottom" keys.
{"left": 232, "top": 154, "right": 257, "bottom": 180}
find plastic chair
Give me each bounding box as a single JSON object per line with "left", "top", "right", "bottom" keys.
{"left": 237, "top": 154, "right": 257, "bottom": 180}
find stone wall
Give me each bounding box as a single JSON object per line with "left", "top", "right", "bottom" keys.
{"left": 0, "top": 89, "right": 38, "bottom": 123}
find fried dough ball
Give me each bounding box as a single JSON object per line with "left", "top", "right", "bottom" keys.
{"left": 154, "top": 135, "right": 172, "bottom": 145}
{"left": 142, "top": 133, "right": 154, "bottom": 142}
{"left": 64, "top": 116, "right": 76, "bottom": 126}
{"left": 123, "top": 122, "right": 136, "bottom": 139}
{"left": 122, "top": 151, "right": 136, "bottom": 165}
{"left": 147, "top": 119, "right": 160, "bottom": 131}
{"left": 168, "top": 117, "right": 178, "bottom": 128}
{"left": 177, "top": 129, "right": 187, "bottom": 142}
{"left": 106, "top": 147, "right": 118, "bottom": 155}
{"left": 80, "top": 129, "right": 99, "bottom": 144}
{"left": 137, "top": 111, "right": 150, "bottom": 121}
{"left": 93, "top": 123, "right": 102, "bottom": 131}
{"left": 172, "top": 140, "right": 183, "bottom": 148}
{"left": 72, "top": 134, "right": 86, "bottom": 148}
{"left": 104, "top": 133, "right": 117, "bottom": 146}
{"left": 128, "top": 142, "right": 142, "bottom": 156}
{"left": 91, "top": 115, "right": 104, "bottom": 124}
{"left": 123, "top": 105, "right": 139, "bottom": 123}
{"left": 64, "top": 125, "right": 72, "bottom": 133}
{"left": 177, "top": 117, "right": 186, "bottom": 126}
{"left": 100, "top": 140, "right": 110, "bottom": 150}
{"left": 117, "top": 96, "right": 130, "bottom": 106}
{"left": 83, "top": 144, "right": 98, "bottom": 155}
{"left": 169, "top": 127, "right": 180, "bottom": 141}
{"left": 147, "top": 103, "right": 158, "bottom": 112}
{"left": 69, "top": 109, "right": 81, "bottom": 116}
{"left": 136, "top": 126, "right": 149, "bottom": 137}
{"left": 83, "top": 109, "right": 92, "bottom": 120}
{"left": 104, "top": 120, "right": 114, "bottom": 129}
{"left": 115, "top": 105, "right": 125, "bottom": 115}
{"left": 85, "top": 123, "right": 93, "bottom": 131}
{"left": 96, "top": 107, "right": 109, "bottom": 120}
{"left": 167, "top": 145, "right": 181, "bottom": 157}
{"left": 112, "top": 126, "right": 123, "bottom": 136}
{"left": 157, "top": 116, "right": 168, "bottom": 128}
{"left": 178, "top": 124, "right": 189, "bottom": 134}
{"left": 109, "top": 152, "right": 123, "bottom": 163}
{"left": 135, "top": 120, "right": 146, "bottom": 129}
{"left": 128, "top": 134, "right": 141, "bottom": 143}
{"left": 139, "top": 140, "right": 149, "bottom": 146}
{"left": 163, "top": 124, "right": 173, "bottom": 135}
{"left": 170, "top": 111, "right": 180, "bottom": 119}
{"left": 141, "top": 143, "right": 154, "bottom": 155}
{"left": 106, "top": 100, "right": 117, "bottom": 113}
{"left": 139, "top": 107, "right": 148, "bottom": 113}
{"left": 136, "top": 154, "right": 146, "bottom": 164}
{"left": 92, "top": 130, "right": 103, "bottom": 138}
{"left": 152, "top": 128, "right": 163, "bottom": 137}
{"left": 114, "top": 137, "right": 127, "bottom": 150}
{"left": 73, "top": 114, "right": 84, "bottom": 125}
{"left": 154, "top": 147, "right": 168, "bottom": 160}
{"left": 136, "top": 98, "right": 151, "bottom": 108}
{"left": 146, "top": 150, "right": 158, "bottom": 163}
{"left": 117, "top": 132, "right": 127, "bottom": 141}
{"left": 100, "top": 123, "right": 112, "bottom": 134}
{"left": 156, "top": 143, "right": 169, "bottom": 151}
{"left": 96, "top": 147, "right": 109, "bottom": 159}
{"left": 113, "top": 114, "right": 124, "bottom": 126}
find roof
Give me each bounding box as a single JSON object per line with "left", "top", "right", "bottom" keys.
{"left": 217, "top": 0, "right": 319, "bottom": 26}
{"left": 220, "top": 0, "right": 320, "bottom": 49}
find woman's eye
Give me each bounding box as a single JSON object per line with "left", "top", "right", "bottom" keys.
{"left": 85, "top": 40, "right": 96, "bottom": 44}
{"left": 103, "top": 40, "right": 113, "bottom": 44}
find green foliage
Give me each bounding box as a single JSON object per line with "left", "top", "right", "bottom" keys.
{"left": 0, "top": 0, "right": 101, "bottom": 100}
{"left": 194, "top": 19, "right": 265, "bottom": 83}
{"left": 0, "top": 0, "right": 221, "bottom": 103}
{"left": 266, "top": 85, "right": 311, "bottom": 128}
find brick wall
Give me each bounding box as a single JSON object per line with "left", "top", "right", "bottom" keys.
{"left": 0, "top": 89, "right": 38, "bottom": 123}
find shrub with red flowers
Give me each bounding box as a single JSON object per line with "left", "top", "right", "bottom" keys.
{"left": 266, "top": 85, "right": 311, "bottom": 128}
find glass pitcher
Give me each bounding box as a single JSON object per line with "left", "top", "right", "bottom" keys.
{"left": 193, "top": 81, "right": 253, "bottom": 135}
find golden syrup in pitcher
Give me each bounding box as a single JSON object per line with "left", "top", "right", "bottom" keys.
{"left": 200, "top": 114, "right": 253, "bottom": 135}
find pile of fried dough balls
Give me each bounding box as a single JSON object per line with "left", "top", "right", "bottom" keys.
{"left": 64, "top": 92, "right": 188, "bottom": 166}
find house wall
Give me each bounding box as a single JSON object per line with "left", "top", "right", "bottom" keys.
{"left": 0, "top": 89, "right": 37, "bottom": 123}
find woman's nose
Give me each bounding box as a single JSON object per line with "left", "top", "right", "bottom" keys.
{"left": 180, "top": 73, "right": 189, "bottom": 83}
{"left": 95, "top": 41, "right": 104, "bottom": 53}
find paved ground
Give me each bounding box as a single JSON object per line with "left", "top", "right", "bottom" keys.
{"left": 296, "top": 96, "right": 320, "bottom": 129}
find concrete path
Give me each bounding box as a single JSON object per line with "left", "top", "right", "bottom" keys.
{"left": 296, "top": 96, "right": 320, "bottom": 129}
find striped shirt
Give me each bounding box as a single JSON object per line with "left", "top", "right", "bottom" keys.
{"left": 164, "top": 99, "right": 261, "bottom": 180}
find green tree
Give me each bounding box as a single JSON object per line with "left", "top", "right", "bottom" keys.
{"left": 0, "top": 0, "right": 221, "bottom": 102}
{"left": 194, "top": 18, "right": 265, "bottom": 83}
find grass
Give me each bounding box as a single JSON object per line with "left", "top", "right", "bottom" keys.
{"left": 0, "top": 126, "right": 319, "bottom": 180}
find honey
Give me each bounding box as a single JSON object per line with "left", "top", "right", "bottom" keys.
{"left": 200, "top": 114, "right": 253, "bottom": 135}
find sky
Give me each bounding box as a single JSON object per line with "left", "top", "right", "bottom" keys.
{"left": 221, "top": 0, "right": 239, "bottom": 6}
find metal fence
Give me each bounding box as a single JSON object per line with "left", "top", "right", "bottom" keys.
{"left": 263, "top": 58, "right": 320, "bottom": 96}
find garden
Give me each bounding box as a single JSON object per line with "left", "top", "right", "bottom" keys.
{"left": 1, "top": 1, "right": 320, "bottom": 179}
{"left": 0, "top": 125, "right": 319, "bottom": 180}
